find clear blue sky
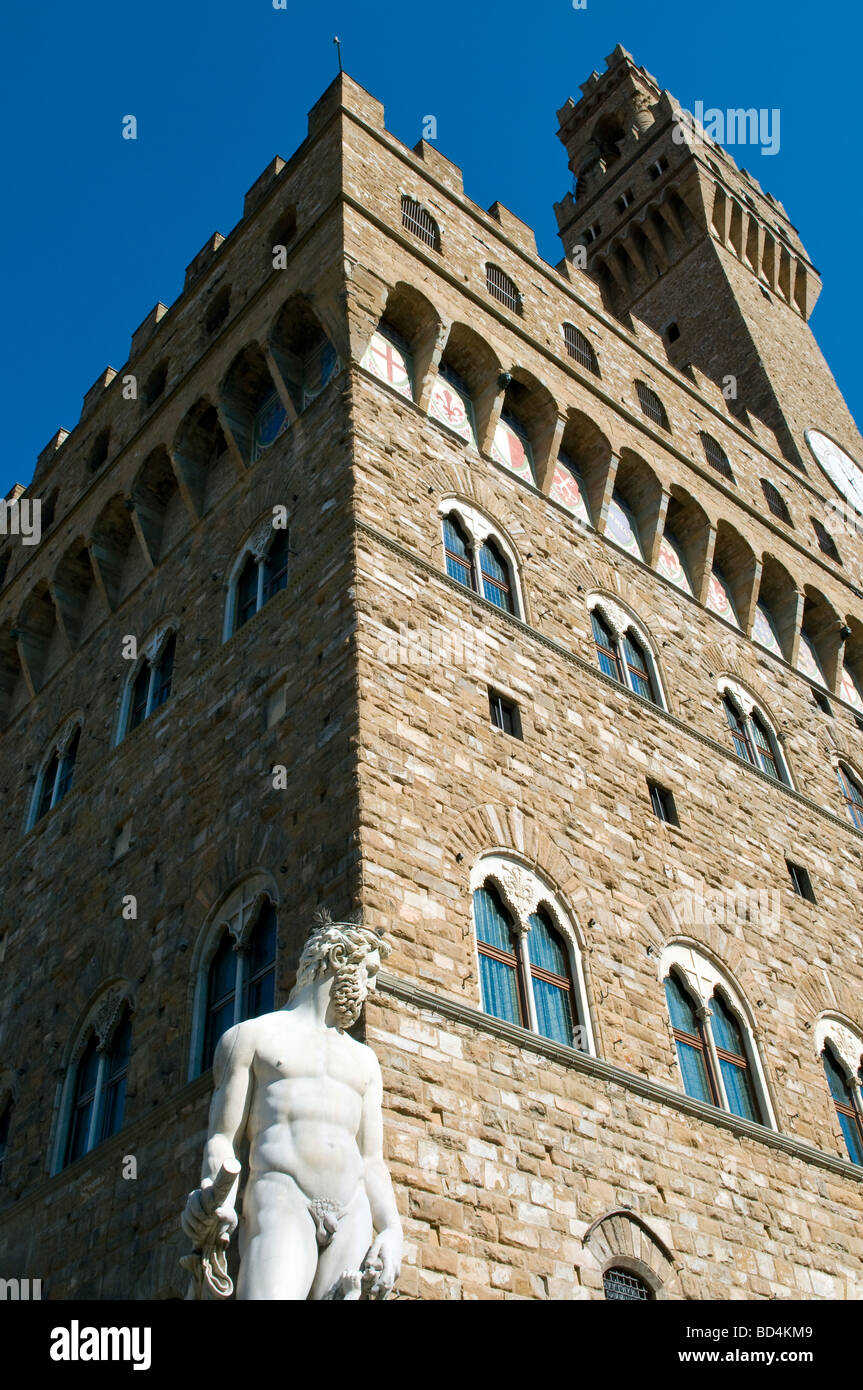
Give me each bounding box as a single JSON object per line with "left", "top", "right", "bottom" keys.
{"left": 1, "top": 0, "right": 859, "bottom": 498}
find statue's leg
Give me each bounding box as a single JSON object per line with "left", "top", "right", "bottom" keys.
{"left": 238, "top": 1174, "right": 318, "bottom": 1301}
{"left": 308, "top": 1192, "right": 374, "bottom": 1301}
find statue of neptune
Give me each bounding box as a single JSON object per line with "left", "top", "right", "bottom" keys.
{"left": 181, "top": 916, "right": 403, "bottom": 1300}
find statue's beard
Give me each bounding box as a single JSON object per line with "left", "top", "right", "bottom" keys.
{"left": 330, "top": 962, "right": 368, "bottom": 1030}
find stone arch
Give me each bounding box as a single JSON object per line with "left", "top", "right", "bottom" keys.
{"left": 367, "top": 281, "right": 443, "bottom": 409}
{"left": 130, "top": 445, "right": 191, "bottom": 565}
{"left": 498, "top": 367, "right": 560, "bottom": 491}
{"left": 268, "top": 295, "right": 341, "bottom": 417}
{"left": 89, "top": 493, "right": 149, "bottom": 609}
{"left": 52, "top": 537, "right": 104, "bottom": 648}
{"left": 437, "top": 321, "right": 502, "bottom": 452}
{"left": 794, "top": 969, "right": 862, "bottom": 1040}
{"left": 14, "top": 581, "right": 67, "bottom": 691}
{"left": 583, "top": 1209, "right": 684, "bottom": 1299}
{"left": 50, "top": 977, "right": 136, "bottom": 1175}
{"left": 172, "top": 397, "right": 233, "bottom": 517}
{"left": 611, "top": 447, "right": 663, "bottom": 564}
{"left": 186, "top": 868, "right": 281, "bottom": 1080}
{"left": 445, "top": 803, "right": 591, "bottom": 920}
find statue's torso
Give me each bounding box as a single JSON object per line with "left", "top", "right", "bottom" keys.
{"left": 243, "top": 1014, "right": 371, "bottom": 1205}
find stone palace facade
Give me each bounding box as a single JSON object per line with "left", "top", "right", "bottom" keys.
{"left": 1, "top": 46, "right": 862, "bottom": 1299}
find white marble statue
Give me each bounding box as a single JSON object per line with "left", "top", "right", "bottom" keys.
{"left": 181, "top": 914, "right": 403, "bottom": 1300}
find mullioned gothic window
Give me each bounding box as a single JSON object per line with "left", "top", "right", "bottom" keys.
{"left": 589, "top": 601, "right": 662, "bottom": 707}
{"left": 59, "top": 1002, "right": 133, "bottom": 1169}
{"left": 440, "top": 506, "right": 521, "bottom": 618}
{"left": 720, "top": 684, "right": 789, "bottom": 785}
{"left": 660, "top": 946, "right": 772, "bottom": 1126}
{"left": 190, "top": 880, "right": 280, "bottom": 1077}
{"left": 837, "top": 763, "right": 863, "bottom": 829}
{"left": 814, "top": 1018, "right": 863, "bottom": 1165}
{"left": 30, "top": 722, "right": 81, "bottom": 827}
{"left": 470, "top": 860, "right": 592, "bottom": 1053}
{"left": 229, "top": 527, "right": 291, "bottom": 636}
{"left": 126, "top": 633, "right": 176, "bottom": 736}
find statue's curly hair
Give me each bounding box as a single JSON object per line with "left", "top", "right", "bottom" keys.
{"left": 292, "top": 915, "right": 391, "bottom": 997}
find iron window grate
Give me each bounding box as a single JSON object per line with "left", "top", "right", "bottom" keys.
{"left": 603, "top": 1268, "right": 653, "bottom": 1301}
{"left": 401, "top": 197, "right": 441, "bottom": 251}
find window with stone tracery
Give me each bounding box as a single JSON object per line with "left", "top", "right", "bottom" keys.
{"left": 191, "top": 880, "right": 280, "bottom": 1077}
{"left": 588, "top": 598, "right": 664, "bottom": 708}
{"left": 29, "top": 721, "right": 81, "bottom": 827}
{"left": 225, "top": 522, "right": 291, "bottom": 638}
{"left": 815, "top": 1018, "right": 863, "bottom": 1166}
{"left": 440, "top": 503, "right": 522, "bottom": 619}
{"left": 470, "top": 858, "right": 593, "bottom": 1052}
{"left": 660, "top": 944, "right": 773, "bottom": 1127}
{"left": 56, "top": 994, "right": 134, "bottom": 1170}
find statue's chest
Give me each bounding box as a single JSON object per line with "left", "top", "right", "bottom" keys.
{"left": 255, "top": 1028, "right": 358, "bottom": 1088}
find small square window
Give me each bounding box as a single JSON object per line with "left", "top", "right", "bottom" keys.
{"left": 615, "top": 190, "right": 634, "bottom": 213}
{"left": 787, "top": 861, "right": 816, "bottom": 903}
{"left": 665, "top": 321, "right": 681, "bottom": 343}
{"left": 489, "top": 690, "right": 522, "bottom": 739}
{"left": 812, "top": 689, "right": 832, "bottom": 716}
{"left": 647, "top": 157, "right": 669, "bottom": 181}
{"left": 648, "top": 781, "right": 678, "bottom": 826}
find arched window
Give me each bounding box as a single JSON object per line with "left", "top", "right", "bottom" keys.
{"left": 837, "top": 764, "right": 863, "bottom": 829}
{"left": 603, "top": 1268, "right": 654, "bottom": 1301}
{"left": 721, "top": 689, "right": 788, "bottom": 785}
{"left": 491, "top": 412, "right": 536, "bottom": 486}
{"left": 591, "top": 610, "right": 622, "bottom": 683}
{"left": 821, "top": 1044, "right": 863, "bottom": 1166}
{"left": 635, "top": 381, "right": 670, "bottom": 432}
{"left": 0, "top": 1100, "right": 11, "bottom": 1183}
{"left": 64, "top": 1008, "right": 132, "bottom": 1167}
{"left": 202, "top": 900, "right": 277, "bottom": 1070}
{"left": 662, "top": 949, "right": 770, "bottom": 1125}
{"left": 440, "top": 506, "right": 522, "bottom": 619}
{"left": 486, "top": 264, "right": 522, "bottom": 314}
{"left": 32, "top": 725, "right": 80, "bottom": 825}
{"left": 229, "top": 528, "right": 291, "bottom": 635}
{"left": 590, "top": 605, "right": 661, "bottom": 707}
{"left": 471, "top": 861, "right": 592, "bottom": 1052}
{"left": 761, "top": 479, "right": 793, "bottom": 526}
{"left": 811, "top": 517, "right": 841, "bottom": 564}
{"left": 127, "top": 634, "right": 175, "bottom": 734}
{"left": 700, "top": 432, "right": 734, "bottom": 481}
{"left": 443, "top": 516, "right": 475, "bottom": 591}
{"left": 401, "top": 195, "right": 441, "bottom": 251}
{"left": 478, "top": 540, "right": 514, "bottom": 614}
{"left": 562, "top": 323, "right": 600, "bottom": 376}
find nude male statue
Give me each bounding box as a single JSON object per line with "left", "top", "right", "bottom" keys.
{"left": 181, "top": 916, "right": 403, "bottom": 1301}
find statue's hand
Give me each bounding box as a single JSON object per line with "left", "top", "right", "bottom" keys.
{"left": 361, "top": 1228, "right": 403, "bottom": 1300}
{"left": 181, "top": 1179, "right": 238, "bottom": 1251}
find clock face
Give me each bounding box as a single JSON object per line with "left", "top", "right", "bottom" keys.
{"left": 806, "top": 429, "right": 863, "bottom": 513}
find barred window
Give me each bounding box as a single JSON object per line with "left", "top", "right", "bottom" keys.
{"left": 604, "top": 1268, "right": 654, "bottom": 1301}
{"left": 761, "top": 479, "right": 793, "bottom": 525}
{"left": 700, "top": 432, "right": 734, "bottom": 481}
{"left": 635, "top": 381, "right": 670, "bottom": 431}
{"left": 563, "top": 323, "right": 600, "bottom": 375}
{"left": 486, "top": 264, "right": 522, "bottom": 314}
{"left": 811, "top": 517, "right": 841, "bottom": 564}
{"left": 401, "top": 196, "right": 441, "bottom": 251}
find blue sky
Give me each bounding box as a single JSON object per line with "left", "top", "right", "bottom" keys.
{"left": 1, "top": 0, "right": 859, "bottom": 498}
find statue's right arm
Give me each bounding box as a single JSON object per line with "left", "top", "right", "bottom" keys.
{"left": 181, "top": 1023, "right": 254, "bottom": 1246}
{"left": 201, "top": 1023, "right": 254, "bottom": 1188}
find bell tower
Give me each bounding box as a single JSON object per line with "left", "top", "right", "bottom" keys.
{"left": 554, "top": 46, "right": 862, "bottom": 473}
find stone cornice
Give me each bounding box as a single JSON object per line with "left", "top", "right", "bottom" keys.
{"left": 375, "top": 970, "right": 863, "bottom": 1185}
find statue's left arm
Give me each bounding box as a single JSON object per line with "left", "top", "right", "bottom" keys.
{"left": 359, "top": 1052, "right": 404, "bottom": 1298}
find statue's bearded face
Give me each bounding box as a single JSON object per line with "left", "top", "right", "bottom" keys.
{"left": 329, "top": 949, "right": 381, "bottom": 1030}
